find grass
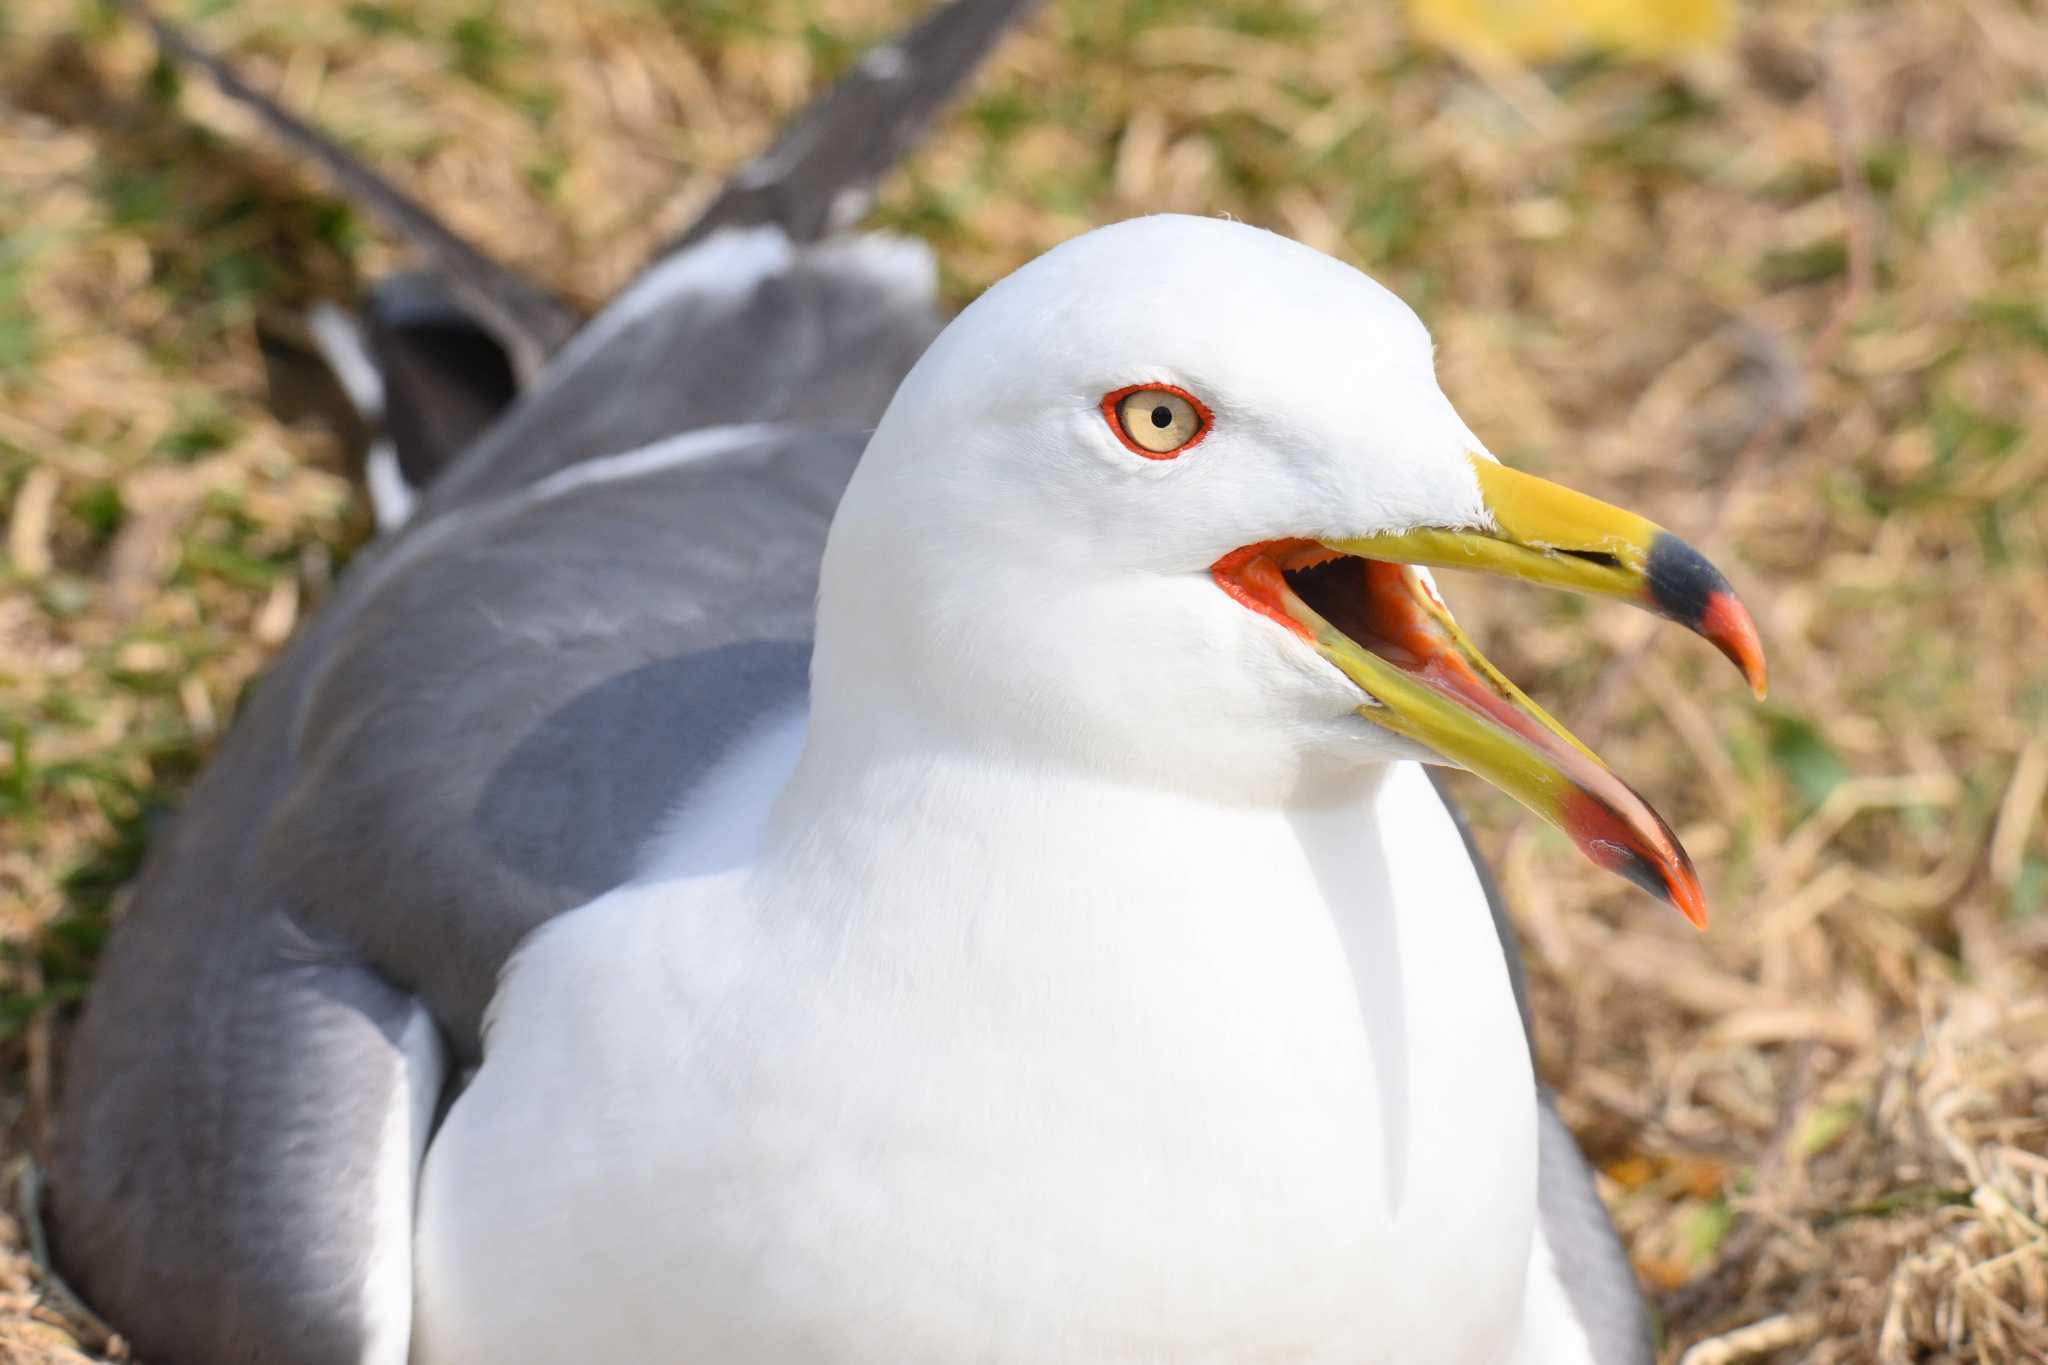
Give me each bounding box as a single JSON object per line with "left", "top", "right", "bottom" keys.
{"left": 2, "top": 0, "right": 2045, "bottom": 1361}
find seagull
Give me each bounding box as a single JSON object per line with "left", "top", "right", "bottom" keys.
{"left": 52, "top": 5, "right": 1765, "bottom": 1364}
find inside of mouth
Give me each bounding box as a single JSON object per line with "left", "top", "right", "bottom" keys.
{"left": 1216, "top": 539, "right": 1562, "bottom": 755}
{"left": 1283, "top": 554, "right": 1433, "bottom": 675}
{"left": 1218, "top": 541, "right": 1705, "bottom": 924}
{"left": 1277, "top": 550, "right": 1564, "bottom": 757}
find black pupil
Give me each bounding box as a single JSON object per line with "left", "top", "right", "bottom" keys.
{"left": 1149, "top": 404, "right": 1174, "bottom": 429}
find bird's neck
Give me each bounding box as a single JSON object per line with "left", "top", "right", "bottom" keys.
{"left": 765, "top": 692, "right": 1393, "bottom": 882}
{"left": 751, "top": 716, "right": 1403, "bottom": 1008}
{"left": 806, "top": 510, "right": 1373, "bottom": 807}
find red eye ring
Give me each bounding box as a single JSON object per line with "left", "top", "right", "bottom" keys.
{"left": 1100, "top": 382, "right": 1214, "bottom": 460}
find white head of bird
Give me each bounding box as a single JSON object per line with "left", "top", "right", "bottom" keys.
{"left": 813, "top": 213, "right": 1764, "bottom": 920}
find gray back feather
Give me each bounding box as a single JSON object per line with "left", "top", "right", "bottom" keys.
{"left": 417, "top": 236, "right": 940, "bottom": 517}
{"left": 53, "top": 256, "right": 924, "bottom": 1359}
{"left": 259, "top": 422, "right": 860, "bottom": 1052}
{"left": 57, "top": 6, "right": 1040, "bottom": 1360}
{"left": 56, "top": 136, "right": 947, "bottom": 1365}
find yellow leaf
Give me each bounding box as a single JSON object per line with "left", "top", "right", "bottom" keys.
{"left": 1405, "top": 0, "right": 1731, "bottom": 62}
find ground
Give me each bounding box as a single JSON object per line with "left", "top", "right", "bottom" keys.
{"left": 1, "top": 0, "right": 2044, "bottom": 1361}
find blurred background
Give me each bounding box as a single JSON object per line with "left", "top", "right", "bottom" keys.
{"left": 1, "top": 0, "right": 2043, "bottom": 1360}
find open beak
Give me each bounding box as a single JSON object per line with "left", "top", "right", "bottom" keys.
{"left": 1213, "top": 454, "right": 1765, "bottom": 928}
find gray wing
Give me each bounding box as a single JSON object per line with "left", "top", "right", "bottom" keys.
{"left": 56, "top": 912, "right": 445, "bottom": 1365}
{"left": 415, "top": 234, "right": 942, "bottom": 517}
{"left": 53, "top": 418, "right": 868, "bottom": 1363}
{"left": 1428, "top": 771, "right": 1654, "bottom": 1363}
{"left": 55, "top": 5, "right": 1046, "bottom": 1358}
{"left": 253, "top": 419, "right": 868, "bottom": 1054}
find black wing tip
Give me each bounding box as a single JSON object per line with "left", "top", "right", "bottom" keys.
{"left": 122, "top": 0, "right": 579, "bottom": 374}
{"left": 662, "top": 0, "right": 1043, "bottom": 256}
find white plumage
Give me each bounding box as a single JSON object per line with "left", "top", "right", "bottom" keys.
{"left": 412, "top": 217, "right": 1599, "bottom": 1363}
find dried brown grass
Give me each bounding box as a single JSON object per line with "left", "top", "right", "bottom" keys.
{"left": 2, "top": 0, "right": 2044, "bottom": 1360}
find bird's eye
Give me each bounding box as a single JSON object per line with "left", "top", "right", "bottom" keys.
{"left": 1102, "top": 384, "right": 1211, "bottom": 459}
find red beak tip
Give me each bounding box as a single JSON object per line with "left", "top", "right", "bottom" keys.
{"left": 1632, "top": 859, "right": 1712, "bottom": 931}
{"left": 1561, "top": 792, "right": 1712, "bottom": 931}
{"left": 1701, "top": 589, "right": 1767, "bottom": 701}
{"left": 1664, "top": 854, "right": 1712, "bottom": 931}
{"left": 1654, "top": 859, "right": 1711, "bottom": 931}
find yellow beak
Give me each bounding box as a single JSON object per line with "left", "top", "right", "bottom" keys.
{"left": 1213, "top": 454, "right": 1765, "bottom": 927}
